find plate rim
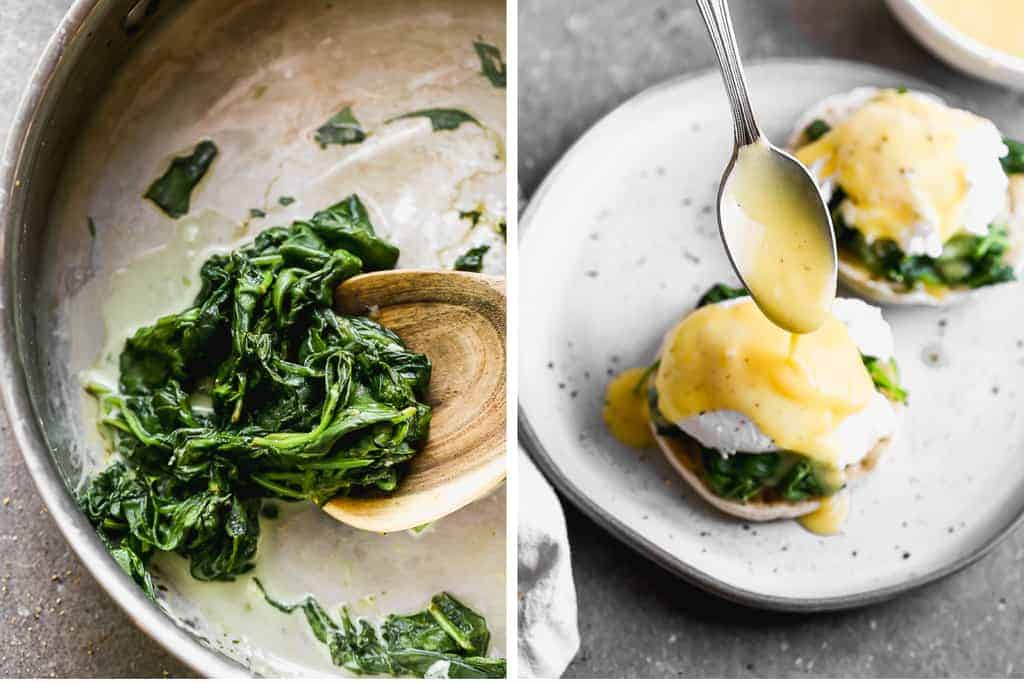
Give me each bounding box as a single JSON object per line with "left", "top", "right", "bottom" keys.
{"left": 517, "top": 56, "right": 1024, "bottom": 613}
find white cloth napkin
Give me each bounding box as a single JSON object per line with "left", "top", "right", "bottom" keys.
{"left": 517, "top": 449, "right": 580, "bottom": 678}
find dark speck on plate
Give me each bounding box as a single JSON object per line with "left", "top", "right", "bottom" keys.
{"left": 682, "top": 197, "right": 692, "bottom": 207}
{"left": 683, "top": 251, "right": 700, "bottom": 264}
{"left": 570, "top": 390, "right": 578, "bottom": 398}
{"left": 585, "top": 269, "right": 599, "bottom": 278}
{"left": 558, "top": 382, "right": 566, "bottom": 389}
{"left": 921, "top": 343, "right": 947, "bottom": 368}
{"left": 700, "top": 205, "right": 712, "bottom": 215}
{"left": 902, "top": 552, "right": 911, "bottom": 560}
{"left": 547, "top": 361, "right": 554, "bottom": 369}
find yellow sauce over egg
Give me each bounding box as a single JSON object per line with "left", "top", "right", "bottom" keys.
{"left": 654, "top": 299, "right": 874, "bottom": 472}
{"left": 603, "top": 367, "right": 654, "bottom": 448}
{"left": 795, "top": 89, "right": 986, "bottom": 247}
{"left": 922, "top": 0, "right": 1024, "bottom": 58}
{"left": 726, "top": 141, "right": 836, "bottom": 334}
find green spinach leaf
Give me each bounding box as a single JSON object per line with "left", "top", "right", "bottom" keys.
{"left": 862, "top": 355, "right": 908, "bottom": 404}
{"left": 700, "top": 449, "right": 838, "bottom": 503}
{"left": 255, "top": 580, "right": 506, "bottom": 678}
{"left": 803, "top": 119, "right": 831, "bottom": 142}
{"left": 315, "top": 106, "right": 367, "bottom": 148}
{"left": 454, "top": 245, "right": 489, "bottom": 272}
{"left": 1001, "top": 137, "right": 1024, "bottom": 175}
{"left": 696, "top": 283, "right": 748, "bottom": 307}
{"left": 459, "top": 210, "right": 482, "bottom": 227}
{"left": 387, "top": 109, "right": 480, "bottom": 132}
{"left": 836, "top": 211, "right": 1015, "bottom": 290}
{"left": 144, "top": 141, "right": 218, "bottom": 218}
{"left": 473, "top": 40, "right": 506, "bottom": 89}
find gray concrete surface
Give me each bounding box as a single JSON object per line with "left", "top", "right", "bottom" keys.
{"left": 0, "top": 1, "right": 193, "bottom": 677}
{"left": 519, "top": 0, "right": 1024, "bottom": 678}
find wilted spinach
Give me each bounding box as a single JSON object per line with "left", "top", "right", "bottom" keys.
{"left": 473, "top": 40, "right": 506, "bottom": 89}
{"left": 1001, "top": 137, "right": 1024, "bottom": 175}
{"left": 459, "top": 210, "right": 482, "bottom": 227}
{"left": 144, "top": 140, "right": 218, "bottom": 218}
{"left": 454, "top": 245, "right": 489, "bottom": 272}
{"left": 387, "top": 109, "right": 480, "bottom": 132}
{"left": 315, "top": 106, "right": 367, "bottom": 148}
{"left": 701, "top": 449, "right": 836, "bottom": 503}
{"left": 863, "top": 355, "right": 908, "bottom": 404}
{"left": 696, "top": 283, "right": 747, "bottom": 307}
{"left": 803, "top": 119, "right": 831, "bottom": 142}
{"left": 255, "top": 580, "right": 506, "bottom": 678}
{"left": 81, "top": 195, "right": 429, "bottom": 591}
{"left": 835, "top": 209, "right": 1015, "bottom": 290}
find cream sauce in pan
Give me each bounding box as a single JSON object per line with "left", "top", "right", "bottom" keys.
{"left": 55, "top": 0, "right": 506, "bottom": 674}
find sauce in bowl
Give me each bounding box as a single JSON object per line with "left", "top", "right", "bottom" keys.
{"left": 922, "top": 0, "right": 1024, "bottom": 59}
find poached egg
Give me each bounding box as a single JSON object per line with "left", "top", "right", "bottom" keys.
{"left": 655, "top": 296, "right": 897, "bottom": 473}
{"left": 792, "top": 88, "right": 1008, "bottom": 259}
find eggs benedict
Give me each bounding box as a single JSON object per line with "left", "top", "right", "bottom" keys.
{"left": 611, "top": 284, "right": 907, "bottom": 532}
{"left": 789, "top": 87, "right": 1024, "bottom": 304}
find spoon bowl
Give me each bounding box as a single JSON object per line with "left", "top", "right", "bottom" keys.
{"left": 697, "top": 0, "right": 837, "bottom": 332}
{"left": 717, "top": 139, "right": 837, "bottom": 333}
{"left": 323, "top": 270, "right": 506, "bottom": 533}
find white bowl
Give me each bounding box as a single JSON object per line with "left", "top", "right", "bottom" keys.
{"left": 887, "top": 0, "right": 1024, "bottom": 90}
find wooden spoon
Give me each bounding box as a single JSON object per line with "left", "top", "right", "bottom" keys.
{"left": 323, "top": 269, "right": 506, "bottom": 533}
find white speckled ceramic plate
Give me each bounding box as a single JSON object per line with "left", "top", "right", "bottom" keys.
{"left": 519, "top": 60, "right": 1024, "bottom": 611}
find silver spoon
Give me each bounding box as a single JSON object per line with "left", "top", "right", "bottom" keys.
{"left": 695, "top": 0, "right": 837, "bottom": 334}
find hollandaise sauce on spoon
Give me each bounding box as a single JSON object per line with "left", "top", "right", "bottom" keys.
{"left": 697, "top": 0, "right": 837, "bottom": 334}
{"left": 722, "top": 141, "right": 837, "bottom": 333}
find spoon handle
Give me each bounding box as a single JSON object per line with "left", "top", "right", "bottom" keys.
{"left": 695, "top": 0, "right": 761, "bottom": 147}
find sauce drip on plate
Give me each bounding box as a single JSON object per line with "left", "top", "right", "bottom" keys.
{"left": 799, "top": 489, "right": 850, "bottom": 536}
{"left": 603, "top": 367, "right": 654, "bottom": 448}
